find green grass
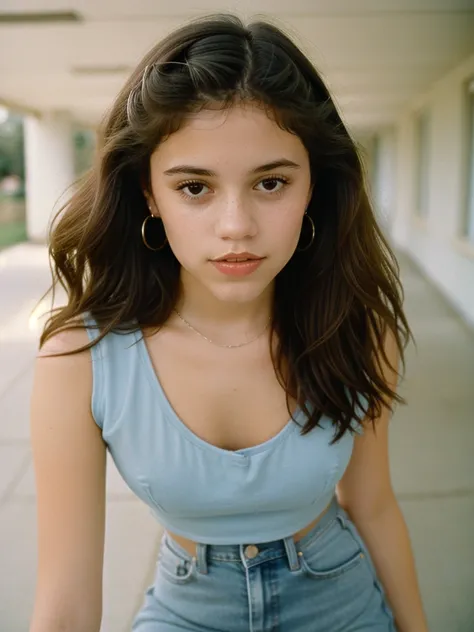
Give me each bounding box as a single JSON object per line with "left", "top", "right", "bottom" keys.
{"left": 0, "top": 220, "right": 27, "bottom": 249}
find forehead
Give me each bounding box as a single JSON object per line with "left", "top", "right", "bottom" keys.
{"left": 151, "top": 102, "right": 307, "bottom": 170}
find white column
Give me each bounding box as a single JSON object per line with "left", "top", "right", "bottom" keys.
{"left": 391, "top": 115, "right": 415, "bottom": 249}
{"left": 373, "top": 128, "right": 396, "bottom": 234}
{"left": 24, "top": 111, "right": 75, "bottom": 243}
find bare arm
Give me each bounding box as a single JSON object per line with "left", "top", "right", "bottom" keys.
{"left": 337, "top": 331, "right": 428, "bottom": 632}
{"left": 29, "top": 329, "right": 106, "bottom": 632}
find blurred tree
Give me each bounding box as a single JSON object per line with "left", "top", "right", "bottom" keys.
{"left": 74, "top": 127, "right": 96, "bottom": 176}
{"left": 0, "top": 113, "right": 25, "bottom": 186}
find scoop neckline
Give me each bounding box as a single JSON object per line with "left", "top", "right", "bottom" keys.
{"left": 134, "top": 327, "right": 303, "bottom": 462}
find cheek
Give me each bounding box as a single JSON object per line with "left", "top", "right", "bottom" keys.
{"left": 166, "top": 225, "right": 195, "bottom": 258}
{"left": 161, "top": 214, "right": 206, "bottom": 266}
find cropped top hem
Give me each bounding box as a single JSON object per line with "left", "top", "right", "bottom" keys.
{"left": 152, "top": 491, "right": 337, "bottom": 545}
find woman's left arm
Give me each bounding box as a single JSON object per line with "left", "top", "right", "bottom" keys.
{"left": 337, "top": 331, "right": 428, "bottom": 632}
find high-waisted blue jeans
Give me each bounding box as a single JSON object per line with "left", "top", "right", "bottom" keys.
{"left": 132, "top": 497, "right": 396, "bottom": 631}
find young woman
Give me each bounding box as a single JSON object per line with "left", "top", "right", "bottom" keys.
{"left": 29, "top": 14, "right": 428, "bottom": 632}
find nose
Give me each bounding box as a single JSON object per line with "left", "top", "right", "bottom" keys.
{"left": 215, "top": 194, "right": 257, "bottom": 241}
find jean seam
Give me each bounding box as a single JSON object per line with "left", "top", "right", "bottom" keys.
{"left": 158, "top": 556, "right": 196, "bottom": 585}
{"left": 343, "top": 520, "right": 396, "bottom": 624}
{"left": 297, "top": 516, "right": 338, "bottom": 554}
{"left": 269, "top": 559, "right": 280, "bottom": 631}
{"left": 299, "top": 549, "right": 364, "bottom": 580}
{"left": 163, "top": 534, "right": 194, "bottom": 563}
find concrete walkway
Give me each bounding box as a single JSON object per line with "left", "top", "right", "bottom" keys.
{"left": 0, "top": 243, "right": 473, "bottom": 632}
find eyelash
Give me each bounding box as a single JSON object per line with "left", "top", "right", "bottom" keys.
{"left": 175, "top": 176, "right": 290, "bottom": 201}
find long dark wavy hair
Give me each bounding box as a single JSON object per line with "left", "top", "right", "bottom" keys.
{"left": 40, "top": 14, "right": 411, "bottom": 441}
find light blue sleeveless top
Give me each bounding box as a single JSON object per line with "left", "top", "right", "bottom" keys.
{"left": 86, "top": 321, "right": 363, "bottom": 545}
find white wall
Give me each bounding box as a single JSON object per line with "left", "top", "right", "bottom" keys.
{"left": 388, "top": 53, "right": 474, "bottom": 328}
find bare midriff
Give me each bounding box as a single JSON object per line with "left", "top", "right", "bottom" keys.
{"left": 165, "top": 500, "right": 332, "bottom": 559}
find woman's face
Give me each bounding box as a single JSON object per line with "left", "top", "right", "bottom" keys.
{"left": 147, "top": 102, "right": 312, "bottom": 305}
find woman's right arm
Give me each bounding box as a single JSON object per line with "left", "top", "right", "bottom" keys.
{"left": 29, "top": 329, "right": 106, "bottom": 632}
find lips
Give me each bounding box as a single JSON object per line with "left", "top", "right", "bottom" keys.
{"left": 212, "top": 253, "right": 263, "bottom": 262}
{"left": 210, "top": 254, "right": 265, "bottom": 277}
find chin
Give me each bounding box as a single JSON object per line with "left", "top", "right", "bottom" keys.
{"left": 208, "top": 280, "right": 272, "bottom": 304}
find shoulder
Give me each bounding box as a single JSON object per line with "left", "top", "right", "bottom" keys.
{"left": 38, "top": 324, "right": 91, "bottom": 358}
{"left": 31, "top": 323, "right": 103, "bottom": 446}
{"left": 34, "top": 323, "right": 94, "bottom": 408}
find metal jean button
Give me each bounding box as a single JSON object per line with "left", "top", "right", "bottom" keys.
{"left": 244, "top": 544, "right": 259, "bottom": 559}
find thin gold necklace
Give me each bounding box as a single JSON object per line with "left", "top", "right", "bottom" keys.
{"left": 173, "top": 308, "right": 271, "bottom": 349}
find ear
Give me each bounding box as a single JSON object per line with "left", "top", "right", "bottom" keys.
{"left": 143, "top": 191, "right": 159, "bottom": 217}
{"left": 306, "top": 184, "right": 314, "bottom": 208}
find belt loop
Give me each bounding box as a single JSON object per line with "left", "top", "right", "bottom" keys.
{"left": 196, "top": 542, "right": 208, "bottom": 575}
{"left": 283, "top": 536, "right": 301, "bottom": 572}
{"left": 337, "top": 510, "right": 347, "bottom": 529}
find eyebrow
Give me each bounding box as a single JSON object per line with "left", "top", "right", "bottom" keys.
{"left": 163, "top": 159, "right": 301, "bottom": 177}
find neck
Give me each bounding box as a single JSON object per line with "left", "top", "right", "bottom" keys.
{"left": 174, "top": 271, "right": 274, "bottom": 337}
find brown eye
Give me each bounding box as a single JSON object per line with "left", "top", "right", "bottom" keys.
{"left": 177, "top": 180, "right": 210, "bottom": 199}
{"left": 186, "top": 183, "right": 205, "bottom": 196}
{"left": 256, "top": 177, "right": 289, "bottom": 194}
{"left": 262, "top": 179, "right": 279, "bottom": 191}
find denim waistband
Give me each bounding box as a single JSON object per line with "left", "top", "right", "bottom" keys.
{"left": 163, "top": 496, "right": 342, "bottom": 572}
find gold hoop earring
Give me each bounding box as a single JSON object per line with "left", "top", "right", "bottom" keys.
{"left": 297, "top": 212, "right": 315, "bottom": 252}
{"left": 141, "top": 214, "right": 168, "bottom": 251}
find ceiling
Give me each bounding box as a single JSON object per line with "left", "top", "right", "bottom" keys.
{"left": 0, "top": 0, "right": 474, "bottom": 133}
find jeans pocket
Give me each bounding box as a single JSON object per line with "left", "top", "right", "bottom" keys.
{"left": 157, "top": 535, "right": 197, "bottom": 586}
{"left": 298, "top": 514, "right": 366, "bottom": 580}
